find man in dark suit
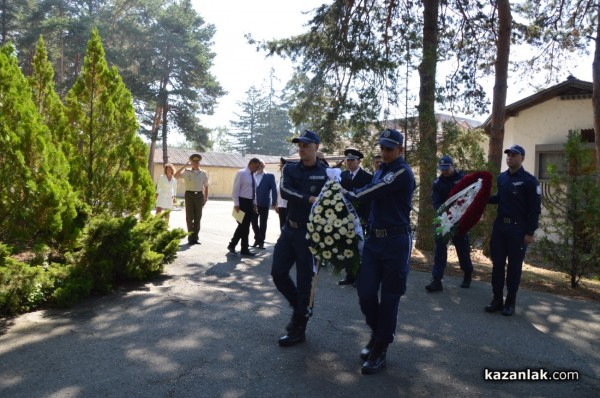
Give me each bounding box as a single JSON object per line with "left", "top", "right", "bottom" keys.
{"left": 252, "top": 161, "right": 278, "bottom": 249}
{"left": 338, "top": 148, "right": 373, "bottom": 285}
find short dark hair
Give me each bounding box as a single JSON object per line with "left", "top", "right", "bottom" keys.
{"left": 248, "top": 157, "right": 261, "bottom": 166}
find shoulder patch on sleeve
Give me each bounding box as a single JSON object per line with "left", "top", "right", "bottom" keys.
{"left": 536, "top": 185, "right": 541, "bottom": 195}
{"left": 383, "top": 172, "right": 395, "bottom": 184}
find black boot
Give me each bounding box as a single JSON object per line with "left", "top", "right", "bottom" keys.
{"left": 502, "top": 292, "right": 516, "bottom": 316}
{"left": 278, "top": 313, "right": 308, "bottom": 347}
{"left": 361, "top": 341, "right": 388, "bottom": 375}
{"left": 425, "top": 278, "right": 443, "bottom": 292}
{"left": 460, "top": 271, "right": 472, "bottom": 288}
{"left": 484, "top": 294, "right": 504, "bottom": 313}
{"left": 360, "top": 331, "right": 376, "bottom": 361}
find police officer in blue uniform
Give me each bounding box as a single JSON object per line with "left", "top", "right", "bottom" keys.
{"left": 271, "top": 130, "right": 328, "bottom": 347}
{"left": 485, "top": 145, "right": 541, "bottom": 316}
{"left": 426, "top": 155, "right": 474, "bottom": 292}
{"left": 345, "top": 129, "right": 415, "bottom": 375}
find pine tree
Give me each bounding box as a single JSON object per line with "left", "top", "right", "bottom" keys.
{"left": 0, "top": 43, "right": 76, "bottom": 245}
{"left": 64, "top": 29, "right": 154, "bottom": 218}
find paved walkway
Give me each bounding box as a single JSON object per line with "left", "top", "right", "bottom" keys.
{"left": 1, "top": 200, "right": 599, "bottom": 397}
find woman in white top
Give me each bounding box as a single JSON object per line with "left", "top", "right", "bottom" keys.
{"left": 156, "top": 163, "right": 177, "bottom": 223}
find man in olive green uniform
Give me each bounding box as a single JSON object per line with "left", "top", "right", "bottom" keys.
{"left": 175, "top": 153, "right": 210, "bottom": 244}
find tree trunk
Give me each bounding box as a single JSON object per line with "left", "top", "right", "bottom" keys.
{"left": 415, "top": 0, "right": 439, "bottom": 251}
{"left": 161, "top": 98, "right": 169, "bottom": 165}
{"left": 147, "top": 105, "right": 162, "bottom": 178}
{"left": 482, "top": 0, "right": 512, "bottom": 257}
{"left": 488, "top": 0, "right": 512, "bottom": 173}
{"left": 593, "top": 0, "right": 600, "bottom": 185}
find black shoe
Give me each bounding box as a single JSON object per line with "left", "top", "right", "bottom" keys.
{"left": 279, "top": 315, "right": 308, "bottom": 347}
{"left": 240, "top": 250, "right": 256, "bottom": 257}
{"left": 502, "top": 304, "right": 515, "bottom": 316}
{"left": 485, "top": 297, "right": 504, "bottom": 313}
{"left": 338, "top": 277, "right": 355, "bottom": 286}
{"left": 361, "top": 341, "right": 388, "bottom": 375}
{"left": 460, "top": 279, "right": 471, "bottom": 288}
{"left": 502, "top": 293, "right": 516, "bottom": 316}
{"left": 360, "top": 332, "right": 376, "bottom": 361}
{"left": 252, "top": 242, "right": 259, "bottom": 247}
{"left": 425, "top": 279, "right": 443, "bottom": 292}
{"left": 227, "top": 244, "right": 236, "bottom": 254}
{"left": 256, "top": 243, "right": 266, "bottom": 250}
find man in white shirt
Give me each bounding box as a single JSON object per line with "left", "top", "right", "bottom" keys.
{"left": 227, "top": 158, "right": 261, "bottom": 256}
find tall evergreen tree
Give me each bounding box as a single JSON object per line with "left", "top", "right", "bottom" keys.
{"left": 0, "top": 43, "right": 76, "bottom": 246}
{"left": 64, "top": 29, "right": 154, "bottom": 217}
{"left": 230, "top": 86, "right": 269, "bottom": 155}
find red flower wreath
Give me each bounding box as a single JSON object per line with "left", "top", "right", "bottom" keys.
{"left": 446, "top": 171, "right": 493, "bottom": 236}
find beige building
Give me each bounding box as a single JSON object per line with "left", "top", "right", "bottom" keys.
{"left": 152, "top": 148, "right": 282, "bottom": 199}
{"left": 481, "top": 76, "right": 596, "bottom": 180}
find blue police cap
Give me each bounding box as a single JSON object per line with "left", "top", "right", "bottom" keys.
{"left": 438, "top": 155, "right": 453, "bottom": 170}
{"left": 378, "top": 129, "right": 404, "bottom": 149}
{"left": 292, "top": 129, "right": 320, "bottom": 145}
{"left": 504, "top": 144, "right": 525, "bottom": 156}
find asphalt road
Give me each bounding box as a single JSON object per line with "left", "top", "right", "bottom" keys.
{"left": 1, "top": 200, "right": 599, "bottom": 397}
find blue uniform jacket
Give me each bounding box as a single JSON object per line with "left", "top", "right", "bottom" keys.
{"left": 346, "top": 156, "right": 415, "bottom": 228}
{"left": 432, "top": 170, "right": 465, "bottom": 210}
{"left": 488, "top": 167, "right": 542, "bottom": 235}
{"left": 279, "top": 160, "right": 328, "bottom": 224}
{"left": 256, "top": 173, "right": 278, "bottom": 208}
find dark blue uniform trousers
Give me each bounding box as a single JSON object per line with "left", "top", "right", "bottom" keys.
{"left": 432, "top": 233, "right": 473, "bottom": 280}
{"left": 490, "top": 220, "right": 528, "bottom": 294}
{"left": 271, "top": 225, "right": 316, "bottom": 316}
{"left": 357, "top": 232, "right": 412, "bottom": 344}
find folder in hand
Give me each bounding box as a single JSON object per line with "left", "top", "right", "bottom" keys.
{"left": 232, "top": 208, "right": 245, "bottom": 223}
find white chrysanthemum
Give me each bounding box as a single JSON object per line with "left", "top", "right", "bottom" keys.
{"left": 324, "top": 225, "right": 333, "bottom": 233}
{"left": 324, "top": 236, "right": 334, "bottom": 245}
{"left": 306, "top": 233, "right": 311, "bottom": 240}
{"left": 334, "top": 202, "right": 344, "bottom": 212}
{"left": 325, "top": 209, "right": 335, "bottom": 218}
{"left": 314, "top": 205, "right": 323, "bottom": 214}
{"left": 316, "top": 224, "right": 323, "bottom": 231}
{"left": 348, "top": 214, "right": 355, "bottom": 221}
{"left": 333, "top": 219, "right": 343, "bottom": 228}
{"left": 339, "top": 227, "right": 348, "bottom": 235}
{"left": 319, "top": 218, "right": 327, "bottom": 225}
{"left": 346, "top": 239, "right": 353, "bottom": 245}
{"left": 337, "top": 255, "right": 345, "bottom": 260}
{"left": 322, "top": 251, "right": 332, "bottom": 259}
{"left": 332, "top": 248, "right": 338, "bottom": 253}
{"left": 312, "top": 232, "right": 320, "bottom": 242}
{"left": 307, "top": 223, "right": 314, "bottom": 232}
{"left": 334, "top": 193, "right": 343, "bottom": 200}
{"left": 344, "top": 249, "right": 354, "bottom": 258}
{"left": 319, "top": 242, "right": 326, "bottom": 248}
{"left": 313, "top": 214, "right": 322, "bottom": 223}
{"left": 333, "top": 233, "right": 341, "bottom": 240}
{"left": 309, "top": 247, "right": 317, "bottom": 254}
{"left": 323, "top": 190, "right": 332, "bottom": 198}
{"left": 322, "top": 199, "right": 331, "bottom": 206}
{"left": 347, "top": 230, "right": 355, "bottom": 238}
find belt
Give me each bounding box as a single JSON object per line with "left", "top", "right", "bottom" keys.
{"left": 501, "top": 217, "right": 523, "bottom": 225}
{"left": 288, "top": 220, "right": 306, "bottom": 229}
{"left": 186, "top": 191, "right": 203, "bottom": 194}
{"left": 369, "top": 225, "right": 411, "bottom": 238}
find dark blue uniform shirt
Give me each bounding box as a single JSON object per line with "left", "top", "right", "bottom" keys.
{"left": 279, "top": 160, "right": 328, "bottom": 224}
{"left": 489, "top": 167, "right": 541, "bottom": 235}
{"left": 432, "top": 170, "right": 465, "bottom": 210}
{"left": 347, "top": 156, "right": 415, "bottom": 228}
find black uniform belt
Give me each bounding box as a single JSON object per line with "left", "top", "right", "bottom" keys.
{"left": 186, "top": 191, "right": 203, "bottom": 194}
{"left": 500, "top": 217, "right": 523, "bottom": 225}
{"left": 288, "top": 220, "right": 306, "bottom": 229}
{"left": 369, "top": 225, "right": 411, "bottom": 238}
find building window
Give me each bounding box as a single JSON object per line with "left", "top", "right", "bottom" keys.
{"left": 538, "top": 152, "right": 566, "bottom": 180}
